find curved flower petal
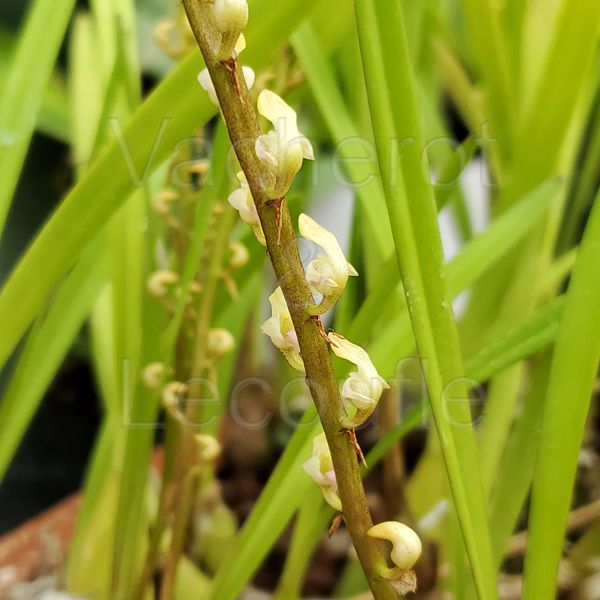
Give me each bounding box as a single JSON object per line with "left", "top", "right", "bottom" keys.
{"left": 227, "top": 171, "right": 266, "bottom": 245}
{"left": 197, "top": 69, "right": 219, "bottom": 106}
{"left": 198, "top": 67, "right": 255, "bottom": 107}
{"left": 260, "top": 287, "right": 304, "bottom": 372}
{"left": 302, "top": 433, "right": 342, "bottom": 511}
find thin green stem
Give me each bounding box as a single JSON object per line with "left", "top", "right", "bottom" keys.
{"left": 160, "top": 205, "right": 235, "bottom": 599}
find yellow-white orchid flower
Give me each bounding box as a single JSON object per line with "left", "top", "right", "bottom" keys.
{"left": 213, "top": 0, "right": 248, "bottom": 60}
{"left": 227, "top": 171, "right": 266, "bottom": 245}
{"left": 197, "top": 65, "right": 255, "bottom": 106}
{"left": 255, "top": 90, "right": 314, "bottom": 197}
{"left": 367, "top": 521, "right": 422, "bottom": 571}
{"left": 260, "top": 287, "right": 304, "bottom": 372}
{"left": 302, "top": 433, "right": 342, "bottom": 512}
{"left": 298, "top": 213, "right": 357, "bottom": 315}
{"left": 328, "top": 332, "right": 389, "bottom": 428}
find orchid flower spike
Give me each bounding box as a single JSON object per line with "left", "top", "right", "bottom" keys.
{"left": 298, "top": 214, "right": 358, "bottom": 314}
{"left": 367, "top": 522, "right": 422, "bottom": 571}
{"left": 213, "top": 0, "right": 248, "bottom": 60}
{"left": 228, "top": 171, "right": 266, "bottom": 245}
{"left": 255, "top": 90, "right": 314, "bottom": 197}
{"left": 327, "top": 332, "right": 389, "bottom": 428}
{"left": 302, "top": 433, "right": 342, "bottom": 512}
{"left": 260, "top": 287, "right": 305, "bottom": 372}
{"left": 197, "top": 65, "right": 255, "bottom": 107}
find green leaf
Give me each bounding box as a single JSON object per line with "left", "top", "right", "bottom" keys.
{"left": 523, "top": 192, "right": 600, "bottom": 598}
{"left": 0, "top": 238, "right": 105, "bottom": 482}
{"left": 353, "top": 1, "right": 497, "bottom": 595}
{"left": 291, "top": 24, "right": 392, "bottom": 259}
{"left": 0, "top": 0, "right": 76, "bottom": 236}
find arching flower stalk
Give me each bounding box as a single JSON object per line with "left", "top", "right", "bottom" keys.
{"left": 328, "top": 332, "right": 389, "bottom": 429}
{"left": 303, "top": 433, "right": 342, "bottom": 511}
{"left": 260, "top": 287, "right": 304, "bottom": 372}
{"left": 255, "top": 90, "right": 314, "bottom": 198}
{"left": 181, "top": 0, "right": 402, "bottom": 595}
{"left": 299, "top": 213, "right": 358, "bottom": 315}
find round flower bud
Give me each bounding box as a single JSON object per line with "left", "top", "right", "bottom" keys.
{"left": 228, "top": 241, "right": 249, "bottom": 270}
{"left": 214, "top": 0, "right": 248, "bottom": 36}
{"left": 147, "top": 270, "right": 178, "bottom": 298}
{"left": 207, "top": 328, "right": 235, "bottom": 359}
{"left": 143, "top": 362, "right": 169, "bottom": 389}
{"left": 195, "top": 434, "right": 221, "bottom": 462}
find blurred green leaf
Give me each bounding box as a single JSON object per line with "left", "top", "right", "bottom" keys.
{"left": 0, "top": 0, "right": 76, "bottom": 236}
{"left": 523, "top": 192, "right": 600, "bottom": 598}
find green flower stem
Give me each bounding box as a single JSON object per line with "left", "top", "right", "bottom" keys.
{"left": 161, "top": 206, "right": 235, "bottom": 599}
{"left": 182, "top": 2, "right": 398, "bottom": 598}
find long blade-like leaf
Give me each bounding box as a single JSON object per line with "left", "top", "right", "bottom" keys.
{"left": 523, "top": 193, "right": 600, "bottom": 598}
{"left": 0, "top": 0, "right": 76, "bottom": 236}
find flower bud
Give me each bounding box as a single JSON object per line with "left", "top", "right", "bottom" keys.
{"left": 367, "top": 521, "right": 422, "bottom": 571}
{"left": 228, "top": 241, "right": 249, "bottom": 270}
{"left": 302, "top": 433, "right": 342, "bottom": 511}
{"left": 327, "top": 332, "right": 389, "bottom": 428}
{"left": 147, "top": 270, "right": 179, "bottom": 298}
{"left": 260, "top": 287, "right": 304, "bottom": 372}
{"left": 228, "top": 171, "right": 266, "bottom": 245}
{"left": 207, "top": 328, "right": 235, "bottom": 359}
{"left": 213, "top": 0, "right": 248, "bottom": 59}
{"left": 255, "top": 90, "right": 314, "bottom": 197}
{"left": 162, "top": 381, "right": 188, "bottom": 411}
{"left": 143, "top": 362, "right": 170, "bottom": 389}
{"left": 198, "top": 66, "right": 255, "bottom": 106}
{"left": 152, "top": 190, "right": 179, "bottom": 217}
{"left": 298, "top": 213, "right": 357, "bottom": 314}
{"left": 195, "top": 434, "right": 221, "bottom": 462}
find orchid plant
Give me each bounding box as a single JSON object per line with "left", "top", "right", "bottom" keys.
{"left": 1, "top": 0, "right": 599, "bottom": 599}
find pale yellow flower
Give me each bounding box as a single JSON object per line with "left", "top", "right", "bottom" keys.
{"left": 298, "top": 213, "right": 357, "bottom": 314}
{"left": 227, "top": 171, "right": 266, "bottom": 245}
{"left": 328, "top": 332, "right": 389, "bottom": 428}
{"left": 302, "top": 433, "right": 342, "bottom": 511}
{"left": 255, "top": 90, "right": 314, "bottom": 197}
{"left": 260, "top": 287, "right": 304, "bottom": 372}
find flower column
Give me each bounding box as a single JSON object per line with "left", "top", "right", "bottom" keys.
{"left": 182, "top": 1, "right": 404, "bottom": 597}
